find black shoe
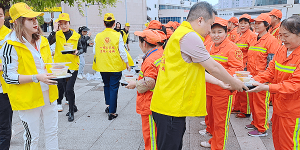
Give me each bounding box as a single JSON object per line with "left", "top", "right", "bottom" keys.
{"left": 66, "top": 112, "right": 70, "bottom": 116}
{"left": 68, "top": 112, "right": 74, "bottom": 122}
{"left": 105, "top": 107, "right": 109, "bottom": 113}
{"left": 108, "top": 113, "right": 118, "bottom": 120}
{"left": 74, "top": 105, "right": 78, "bottom": 112}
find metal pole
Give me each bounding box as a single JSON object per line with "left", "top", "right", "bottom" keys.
{"left": 85, "top": 4, "right": 88, "bottom": 27}
{"left": 125, "top": 0, "right": 128, "bottom": 23}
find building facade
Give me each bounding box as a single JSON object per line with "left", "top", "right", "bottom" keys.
{"left": 62, "top": 0, "right": 147, "bottom": 35}
{"left": 147, "top": 0, "right": 199, "bottom": 24}
{"left": 218, "top": 0, "right": 255, "bottom": 9}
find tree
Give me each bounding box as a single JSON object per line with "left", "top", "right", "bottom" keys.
{"left": 0, "top": 0, "right": 117, "bottom": 13}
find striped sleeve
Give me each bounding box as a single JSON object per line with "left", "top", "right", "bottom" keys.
{"left": 1, "top": 43, "right": 20, "bottom": 84}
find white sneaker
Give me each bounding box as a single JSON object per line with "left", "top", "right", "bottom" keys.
{"left": 199, "top": 129, "right": 208, "bottom": 135}
{"left": 200, "top": 141, "right": 211, "bottom": 148}
{"left": 57, "top": 104, "right": 63, "bottom": 112}
{"left": 77, "top": 74, "right": 83, "bottom": 80}
{"left": 200, "top": 120, "right": 206, "bottom": 126}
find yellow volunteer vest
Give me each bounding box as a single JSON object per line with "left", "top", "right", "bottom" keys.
{"left": 54, "top": 29, "right": 80, "bottom": 70}
{"left": 121, "top": 30, "right": 129, "bottom": 44}
{"left": 93, "top": 28, "right": 126, "bottom": 72}
{"left": 6, "top": 37, "right": 58, "bottom": 110}
{"left": 150, "top": 21, "right": 207, "bottom": 117}
{"left": 0, "top": 26, "right": 12, "bottom": 93}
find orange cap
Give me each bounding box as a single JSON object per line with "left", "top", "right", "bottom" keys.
{"left": 156, "top": 30, "right": 167, "bottom": 43}
{"left": 148, "top": 20, "right": 162, "bottom": 30}
{"left": 166, "top": 28, "right": 173, "bottom": 39}
{"left": 134, "top": 30, "right": 161, "bottom": 45}
{"left": 165, "top": 21, "right": 177, "bottom": 29}
{"left": 174, "top": 21, "right": 181, "bottom": 27}
{"left": 239, "top": 14, "right": 254, "bottom": 22}
{"left": 254, "top": 13, "right": 271, "bottom": 24}
{"left": 213, "top": 17, "right": 228, "bottom": 27}
{"left": 269, "top": 9, "right": 282, "bottom": 19}
{"left": 228, "top": 17, "right": 239, "bottom": 26}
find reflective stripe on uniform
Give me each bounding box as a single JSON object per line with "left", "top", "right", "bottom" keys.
{"left": 211, "top": 55, "right": 228, "bottom": 62}
{"left": 275, "top": 61, "right": 296, "bottom": 73}
{"left": 149, "top": 115, "right": 157, "bottom": 150}
{"left": 272, "top": 27, "right": 279, "bottom": 36}
{"left": 223, "top": 95, "right": 233, "bottom": 150}
{"left": 249, "top": 46, "right": 267, "bottom": 53}
{"left": 293, "top": 118, "right": 300, "bottom": 150}
{"left": 264, "top": 91, "right": 270, "bottom": 130}
{"left": 139, "top": 71, "right": 144, "bottom": 77}
{"left": 236, "top": 43, "right": 248, "bottom": 48}
{"left": 247, "top": 93, "right": 251, "bottom": 114}
{"left": 154, "top": 58, "right": 162, "bottom": 67}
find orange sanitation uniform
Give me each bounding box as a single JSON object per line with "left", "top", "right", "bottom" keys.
{"left": 233, "top": 29, "right": 257, "bottom": 115}
{"left": 204, "top": 35, "right": 212, "bottom": 46}
{"left": 205, "top": 37, "right": 243, "bottom": 150}
{"left": 247, "top": 33, "right": 280, "bottom": 133}
{"left": 269, "top": 22, "right": 281, "bottom": 40}
{"left": 136, "top": 47, "right": 163, "bottom": 150}
{"left": 228, "top": 27, "right": 238, "bottom": 42}
{"left": 253, "top": 45, "right": 300, "bottom": 150}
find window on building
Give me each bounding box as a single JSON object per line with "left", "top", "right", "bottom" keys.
{"left": 159, "top": 4, "right": 191, "bottom": 10}
{"left": 295, "top": 0, "right": 299, "bottom": 3}
{"left": 155, "top": 4, "right": 156, "bottom": 8}
{"left": 183, "top": 17, "right": 187, "bottom": 21}
{"left": 159, "top": 17, "right": 181, "bottom": 24}
{"left": 190, "top": 0, "right": 198, "bottom": 2}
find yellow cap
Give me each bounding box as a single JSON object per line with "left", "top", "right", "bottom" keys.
{"left": 125, "top": 23, "right": 130, "bottom": 27}
{"left": 55, "top": 19, "right": 59, "bottom": 22}
{"left": 145, "top": 22, "right": 149, "bottom": 27}
{"left": 9, "top": 2, "right": 44, "bottom": 23}
{"left": 104, "top": 13, "right": 115, "bottom": 22}
{"left": 57, "top": 13, "right": 70, "bottom": 22}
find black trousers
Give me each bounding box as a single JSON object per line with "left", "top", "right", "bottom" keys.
{"left": 57, "top": 70, "right": 78, "bottom": 113}
{"left": 152, "top": 111, "right": 186, "bottom": 150}
{"left": 0, "top": 93, "right": 13, "bottom": 150}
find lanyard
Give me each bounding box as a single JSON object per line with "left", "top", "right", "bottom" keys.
{"left": 143, "top": 48, "right": 158, "bottom": 61}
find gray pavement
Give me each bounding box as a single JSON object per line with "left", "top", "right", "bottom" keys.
{"left": 10, "top": 41, "right": 275, "bottom": 150}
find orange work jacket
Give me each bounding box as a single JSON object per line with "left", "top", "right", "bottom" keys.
{"left": 235, "top": 29, "right": 257, "bottom": 68}
{"left": 204, "top": 34, "right": 212, "bottom": 46}
{"left": 269, "top": 22, "right": 281, "bottom": 40}
{"left": 228, "top": 27, "right": 238, "bottom": 42}
{"left": 248, "top": 33, "right": 281, "bottom": 76}
{"left": 253, "top": 45, "right": 300, "bottom": 118}
{"left": 206, "top": 37, "right": 243, "bottom": 96}
{"left": 136, "top": 47, "right": 163, "bottom": 115}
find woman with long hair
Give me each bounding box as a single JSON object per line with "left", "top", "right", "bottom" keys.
{"left": 1, "top": 2, "right": 59, "bottom": 149}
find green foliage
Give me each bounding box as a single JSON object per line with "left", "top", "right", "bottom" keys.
{"left": 0, "top": 0, "right": 117, "bottom": 13}
{"left": 37, "top": 16, "right": 44, "bottom": 26}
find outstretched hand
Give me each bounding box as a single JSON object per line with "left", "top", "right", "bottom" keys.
{"left": 246, "top": 82, "right": 269, "bottom": 93}
{"left": 36, "top": 73, "right": 57, "bottom": 85}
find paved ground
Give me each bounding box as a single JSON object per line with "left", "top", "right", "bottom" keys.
{"left": 10, "top": 41, "right": 275, "bottom": 150}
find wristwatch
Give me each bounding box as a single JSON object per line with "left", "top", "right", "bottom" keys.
{"left": 32, "top": 75, "right": 39, "bottom": 83}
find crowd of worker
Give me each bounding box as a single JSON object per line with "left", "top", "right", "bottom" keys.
{"left": 0, "top": 1, "right": 300, "bottom": 150}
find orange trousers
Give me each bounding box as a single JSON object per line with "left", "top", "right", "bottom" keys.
{"left": 233, "top": 91, "right": 251, "bottom": 114}
{"left": 141, "top": 115, "right": 157, "bottom": 150}
{"left": 272, "top": 114, "right": 300, "bottom": 150}
{"left": 207, "top": 95, "right": 233, "bottom": 150}
{"left": 205, "top": 115, "right": 211, "bottom": 134}
{"left": 249, "top": 91, "right": 270, "bottom": 132}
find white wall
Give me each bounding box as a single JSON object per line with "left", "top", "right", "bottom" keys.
{"left": 147, "top": 0, "right": 159, "bottom": 20}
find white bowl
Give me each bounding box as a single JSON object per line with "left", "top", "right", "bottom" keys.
{"left": 50, "top": 66, "right": 69, "bottom": 76}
